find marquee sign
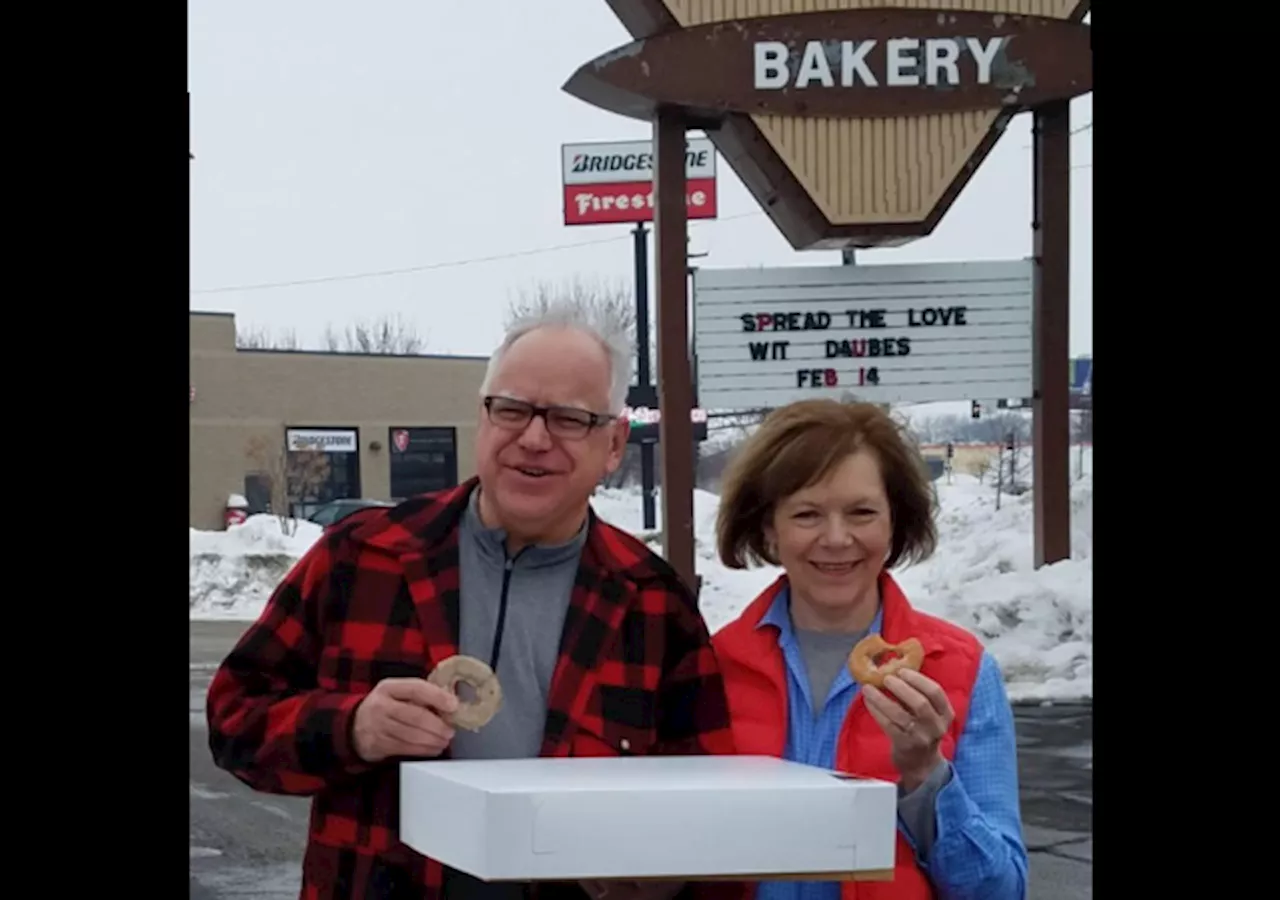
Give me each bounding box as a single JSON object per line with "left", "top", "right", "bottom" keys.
{"left": 693, "top": 259, "right": 1033, "bottom": 407}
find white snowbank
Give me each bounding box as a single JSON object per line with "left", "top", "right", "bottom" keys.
{"left": 190, "top": 473, "right": 1092, "bottom": 702}
{"left": 890, "top": 474, "right": 1092, "bottom": 703}
{"left": 189, "top": 515, "right": 324, "bottom": 619}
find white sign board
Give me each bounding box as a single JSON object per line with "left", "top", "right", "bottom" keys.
{"left": 693, "top": 260, "right": 1033, "bottom": 408}
{"left": 286, "top": 428, "right": 358, "bottom": 453}
{"left": 560, "top": 137, "right": 717, "bottom": 226}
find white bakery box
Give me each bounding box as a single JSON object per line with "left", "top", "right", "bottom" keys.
{"left": 400, "top": 755, "right": 897, "bottom": 882}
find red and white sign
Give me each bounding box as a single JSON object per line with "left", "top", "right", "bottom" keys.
{"left": 561, "top": 137, "right": 718, "bottom": 226}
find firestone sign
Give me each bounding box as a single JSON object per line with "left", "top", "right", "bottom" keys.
{"left": 561, "top": 137, "right": 717, "bottom": 226}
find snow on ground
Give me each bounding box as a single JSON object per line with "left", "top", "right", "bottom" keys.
{"left": 189, "top": 515, "right": 324, "bottom": 620}
{"left": 190, "top": 464, "right": 1092, "bottom": 702}
{"left": 891, "top": 475, "right": 1092, "bottom": 703}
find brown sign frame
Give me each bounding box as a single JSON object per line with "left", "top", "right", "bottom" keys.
{"left": 566, "top": 11, "right": 1092, "bottom": 125}
{"left": 568, "top": 0, "right": 1091, "bottom": 250}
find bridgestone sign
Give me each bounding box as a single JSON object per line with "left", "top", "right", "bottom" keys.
{"left": 286, "top": 428, "right": 357, "bottom": 453}
{"left": 561, "top": 137, "right": 718, "bottom": 226}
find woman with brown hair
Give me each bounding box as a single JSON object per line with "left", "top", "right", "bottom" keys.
{"left": 712, "top": 400, "right": 1027, "bottom": 900}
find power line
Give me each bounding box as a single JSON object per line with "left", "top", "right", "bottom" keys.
{"left": 192, "top": 121, "right": 1094, "bottom": 297}
{"left": 190, "top": 210, "right": 764, "bottom": 295}
{"left": 1021, "top": 120, "right": 1093, "bottom": 149}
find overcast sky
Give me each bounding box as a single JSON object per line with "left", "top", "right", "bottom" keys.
{"left": 188, "top": 1, "right": 1092, "bottom": 417}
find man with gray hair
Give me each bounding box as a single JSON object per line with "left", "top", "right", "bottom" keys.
{"left": 206, "top": 296, "right": 738, "bottom": 900}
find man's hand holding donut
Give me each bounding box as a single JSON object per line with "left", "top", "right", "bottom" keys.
{"left": 861, "top": 669, "right": 955, "bottom": 792}
{"left": 352, "top": 678, "right": 460, "bottom": 762}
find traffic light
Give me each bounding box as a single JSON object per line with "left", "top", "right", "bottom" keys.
{"left": 971, "top": 400, "right": 982, "bottom": 419}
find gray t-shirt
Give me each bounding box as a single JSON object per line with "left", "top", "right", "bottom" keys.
{"left": 794, "top": 626, "right": 868, "bottom": 712}
{"left": 441, "top": 490, "right": 587, "bottom": 900}
{"left": 793, "top": 622, "right": 949, "bottom": 859}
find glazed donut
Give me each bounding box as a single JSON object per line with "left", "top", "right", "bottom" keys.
{"left": 847, "top": 635, "right": 924, "bottom": 688}
{"left": 426, "top": 655, "right": 502, "bottom": 731}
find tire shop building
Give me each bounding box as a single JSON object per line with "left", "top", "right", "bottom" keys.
{"left": 189, "top": 311, "right": 490, "bottom": 530}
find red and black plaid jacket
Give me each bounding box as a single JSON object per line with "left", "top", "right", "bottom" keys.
{"left": 207, "top": 478, "right": 738, "bottom": 900}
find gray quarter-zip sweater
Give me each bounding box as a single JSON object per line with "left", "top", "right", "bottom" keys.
{"left": 450, "top": 487, "right": 588, "bottom": 761}
{"left": 442, "top": 490, "right": 588, "bottom": 900}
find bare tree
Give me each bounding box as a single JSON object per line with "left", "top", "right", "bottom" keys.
{"left": 236, "top": 314, "right": 427, "bottom": 354}
{"left": 236, "top": 325, "right": 301, "bottom": 350}
{"left": 1071, "top": 409, "right": 1092, "bottom": 481}
{"left": 1073, "top": 409, "right": 1093, "bottom": 444}
{"left": 244, "top": 436, "right": 332, "bottom": 535}
{"left": 322, "top": 313, "right": 427, "bottom": 354}
{"left": 971, "top": 454, "right": 992, "bottom": 485}
{"left": 506, "top": 276, "right": 636, "bottom": 339}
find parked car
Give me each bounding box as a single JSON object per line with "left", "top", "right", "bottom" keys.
{"left": 306, "top": 498, "right": 396, "bottom": 527}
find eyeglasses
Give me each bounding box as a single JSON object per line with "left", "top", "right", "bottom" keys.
{"left": 483, "top": 395, "right": 616, "bottom": 440}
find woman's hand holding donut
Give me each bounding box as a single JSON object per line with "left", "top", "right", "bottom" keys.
{"left": 352, "top": 678, "right": 460, "bottom": 763}
{"left": 861, "top": 669, "right": 954, "bottom": 792}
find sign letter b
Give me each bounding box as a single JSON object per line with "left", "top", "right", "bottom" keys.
{"left": 754, "top": 42, "right": 788, "bottom": 89}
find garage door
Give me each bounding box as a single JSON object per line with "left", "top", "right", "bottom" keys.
{"left": 389, "top": 427, "right": 458, "bottom": 500}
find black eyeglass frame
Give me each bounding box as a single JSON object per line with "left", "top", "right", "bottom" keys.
{"left": 482, "top": 395, "right": 618, "bottom": 439}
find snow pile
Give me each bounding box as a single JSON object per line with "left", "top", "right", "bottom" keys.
{"left": 189, "top": 515, "right": 324, "bottom": 619}
{"left": 892, "top": 474, "right": 1092, "bottom": 702}
{"left": 189, "top": 475, "right": 1092, "bottom": 701}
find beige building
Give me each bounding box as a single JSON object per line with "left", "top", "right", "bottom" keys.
{"left": 190, "top": 311, "right": 490, "bottom": 530}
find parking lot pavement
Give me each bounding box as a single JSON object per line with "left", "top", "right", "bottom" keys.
{"left": 1015, "top": 702, "right": 1093, "bottom": 899}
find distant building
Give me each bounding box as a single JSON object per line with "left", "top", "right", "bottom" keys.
{"left": 189, "top": 311, "right": 488, "bottom": 529}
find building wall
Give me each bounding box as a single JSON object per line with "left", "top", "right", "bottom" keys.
{"left": 189, "top": 312, "right": 490, "bottom": 530}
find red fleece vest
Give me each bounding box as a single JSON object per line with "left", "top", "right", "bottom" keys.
{"left": 711, "top": 573, "right": 984, "bottom": 900}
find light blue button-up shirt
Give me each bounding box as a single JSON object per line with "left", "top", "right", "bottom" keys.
{"left": 753, "top": 587, "right": 1028, "bottom": 900}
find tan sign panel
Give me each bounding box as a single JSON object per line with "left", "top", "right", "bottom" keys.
{"left": 568, "top": 1, "right": 1091, "bottom": 249}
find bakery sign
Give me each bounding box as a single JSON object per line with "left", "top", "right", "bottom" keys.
{"left": 562, "top": 4, "right": 1092, "bottom": 249}
{"left": 753, "top": 35, "right": 1009, "bottom": 91}
{"left": 565, "top": 10, "right": 1091, "bottom": 121}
